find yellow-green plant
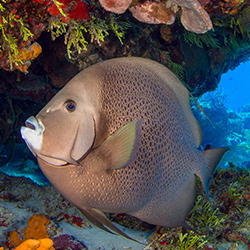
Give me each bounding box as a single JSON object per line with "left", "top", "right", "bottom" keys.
{"left": 229, "top": 7, "right": 250, "bottom": 39}
{"left": 110, "top": 16, "right": 130, "bottom": 45}
{"left": 87, "top": 16, "right": 129, "bottom": 45}
{"left": 87, "top": 17, "right": 109, "bottom": 45}
{"left": 48, "top": 17, "right": 68, "bottom": 40}
{"left": 177, "top": 231, "right": 207, "bottom": 250}
{"left": 145, "top": 229, "right": 207, "bottom": 250}
{"left": 230, "top": 17, "right": 245, "bottom": 36}
{"left": 188, "top": 195, "right": 225, "bottom": 230}
{"left": 65, "top": 21, "right": 88, "bottom": 59}
{"left": 0, "top": 0, "right": 6, "bottom": 12}
{"left": 228, "top": 181, "right": 241, "bottom": 199}
{"left": 48, "top": 18, "right": 91, "bottom": 59}
{"left": 159, "top": 51, "right": 185, "bottom": 80}
{"left": 51, "top": 0, "right": 67, "bottom": 18}
{"left": 47, "top": 14, "right": 129, "bottom": 59}
{"left": 0, "top": 11, "right": 34, "bottom": 69}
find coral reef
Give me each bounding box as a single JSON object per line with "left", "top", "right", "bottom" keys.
{"left": 0, "top": 0, "right": 249, "bottom": 103}
{"left": 0, "top": 0, "right": 128, "bottom": 73}
{"left": 100, "top": 0, "right": 213, "bottom": 33}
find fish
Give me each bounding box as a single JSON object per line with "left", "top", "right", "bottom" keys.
{"left": 20, "top": 57, "right": 228, "bottom": 241}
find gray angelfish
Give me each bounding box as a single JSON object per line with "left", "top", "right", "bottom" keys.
{"left": 21, "top": 57, "right": 228, "bottom": 241}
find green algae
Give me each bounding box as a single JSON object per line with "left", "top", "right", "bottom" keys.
{"left": 183, "top": 30, "right": 221, "bottom": 49}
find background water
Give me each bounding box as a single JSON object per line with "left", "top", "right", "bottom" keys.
{"left": 193, "top": 60, "right": 250, "bottom": 169}
{"left": 214, "top": 60, "right": 250, "bottom": 112}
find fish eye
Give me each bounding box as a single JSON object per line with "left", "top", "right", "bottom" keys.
{"left": 64, "top": 100, "right": 76, "bottom": 113}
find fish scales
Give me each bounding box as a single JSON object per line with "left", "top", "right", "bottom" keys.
{"left": 20, "top": 57, "right": 228, "bottom": 240}
{"left": 97, "top": 60, "right": 203, "bottom": 224}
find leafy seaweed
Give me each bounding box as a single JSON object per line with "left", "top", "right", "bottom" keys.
{"left": 183, "top": 30, "right": 221, "bottom": 48}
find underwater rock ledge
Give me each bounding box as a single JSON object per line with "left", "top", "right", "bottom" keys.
{"left": 0, "top": 0, "right": 249, "bottom": 97}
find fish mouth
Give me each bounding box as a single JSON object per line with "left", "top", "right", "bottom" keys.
{"left": 24, "top": 116, "right": 44, "bottom": 133}
{"left": 21, "top": 116, "right": 79, "bottom": 167}
{"left": 25, "top": 120, "right": 36, "bottom": 130}
{"left": 20, "top": 116, "right": 45, "bottom": 152}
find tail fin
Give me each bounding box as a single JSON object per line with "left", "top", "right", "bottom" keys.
{"left": 199, "top": 147, "right": 229, "bottom": 199}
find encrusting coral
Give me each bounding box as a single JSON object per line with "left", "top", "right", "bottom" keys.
{"left": 98, "top": 0, "right": 133, "bottom": 14}
{"left": 1, "top": 238, "right": 54, "bottom": 250}
{"left": 99, "top": 0, "right": 213, "bottom": 33}
{"left": 129, "top": 1, "right": 176, "bottom": 25}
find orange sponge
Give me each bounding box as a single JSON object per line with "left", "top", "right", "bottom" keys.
{"left": 8, "top": 231, "right": 23, "bottom": 247}
{"left": 14, "top": 238, "right": 55, "bottom": 250}
{"left": 24, "top": 214, "right": 49, "bottom": 239}
{"left": 9, "top": 214, "right": 50, "bottom": 248}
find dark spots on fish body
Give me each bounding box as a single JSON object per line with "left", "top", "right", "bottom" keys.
{"left": 86, "top": 61, "right": 194, "bottom": 210}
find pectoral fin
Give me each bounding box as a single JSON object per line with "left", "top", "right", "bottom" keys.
{"left": 97, "top": 119, "right": 142, "bottom": 170}
{"left": 80, "top": 207, "right": 145, "bottom": 244}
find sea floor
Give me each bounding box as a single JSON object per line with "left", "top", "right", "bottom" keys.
{"left": 0, "top": 165, "right": 250, "bottom": 250}
{"left": 0, "top": 171, "right": 152, "bottom": 249}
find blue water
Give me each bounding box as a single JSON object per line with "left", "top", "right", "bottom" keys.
{"left": 215, "top": 60, "right": 250, "bottom": 112}
{"left": 193, "top": 60, "right": 250, "bottom": 169}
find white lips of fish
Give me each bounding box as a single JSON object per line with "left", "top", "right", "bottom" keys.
{"left": 20, "top": 116, "right": 45, "bottom": 152}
